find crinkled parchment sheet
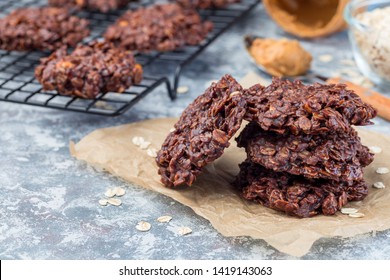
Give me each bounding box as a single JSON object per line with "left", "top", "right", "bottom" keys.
{"left": 70, "top": 73, "right": 390, "bottom": 257}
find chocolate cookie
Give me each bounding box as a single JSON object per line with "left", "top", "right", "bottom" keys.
{"left": 35, "top": 41, "right": 142, "bottom": 99}
{"left": 0, "top": 7, "right": 89, "bottom": 51}
{"left": 156, "top": 74, "right": 246, "bottom": 187}
{"left": 48, "top": 0, "right": 130, "bottom": 13}
{"left": 176, "top": 0, "right": 240, "bottom": 9}
{"left": 235, "top": 160, "right": 368, "bottom": 218}
{"left": 244, "top": 78, "right": 377, "bottom": 135}
{"left": 236, "top": 122, "right": 374, "bottom": 182}
{"left": 104, "top": 3, "right": 213, "bottom": 52}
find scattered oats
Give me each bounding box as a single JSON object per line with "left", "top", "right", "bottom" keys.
{"left": 349, "top": 212, "right": 365, "bottom": 218}
{"left": 319, "top": 54, "right": 333, "bottom": 63}
{"left": 178, "top": 227, "right": 192, "bottom": 236}
{"left": 104, "top": 188, "right": 115, "bottom": 198}
{"left": 136, "top": 221, "right": 151, "bottom": 232}
{"left": 147, "top": 148, "right": 158, "bottom": 158}
{"left": 113, "top": 187, "right": 126, "bottom": 196}
{"left": 169, "top": 128, "right": 176, "bottom": 133}
{"left": 157, "top": 215, "right": 172, "bottom": 223}
{"left": 177, "top": 86, "right": 189, "bottom": 94}
{"left": 139, "top": 141, "right": 151, "bottom": 150}
{"left": 373, "top": 181, "right": 386, "bottom": 189}
{"left": 376, "top": 167, "right": 389, "bottom": 174}
{"left": 107, "top": 197, "right": 122, "bottom": 206}
{"left": 98, "top": 199, "right": 108, "bottom": 206}
{"left": 369, "top": 146, "right": 382, "bottom": 154}
{"left": 229, "top": 91, "right": 240, "bottom": 97}
{"left": 132, "top": 136, "right": 144, "bottom": 146}
{"left": 341, "top": 207, "right": 358, "bottom": 214}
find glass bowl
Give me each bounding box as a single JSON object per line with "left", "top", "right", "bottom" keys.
{"left": 344, "top": 0, "right": 390, "bottom": 88}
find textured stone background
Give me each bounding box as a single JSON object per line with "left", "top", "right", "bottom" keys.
{"left": 1, "top": 2, "right": 390, "bottom": 259}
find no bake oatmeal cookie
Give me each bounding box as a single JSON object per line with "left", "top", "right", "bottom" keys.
{"left": 235, "top": 160, "right": 369, "bottom": 218}
{"left": 244, "top": 78, "right": 376, "bottom": 135}
{"left": 236, "top": 122, "right": 374, "bottom": 183}
{"left": 104, "top": 3, "right": 213, "bottom": 52}
{"left": 35, "top": 41, "right": 142, "bottom": 99}
{"left": 156, "top": 74, "right": 245, "bottom": 187}
{"left": 156, "top": 74, "right": 377, "bottom": 217}
{"left": 0, "top": 7, "right": 89, "bottom": 51}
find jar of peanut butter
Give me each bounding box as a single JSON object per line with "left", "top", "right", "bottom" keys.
{"left": 263, "top": 0, "right": 350, "bottom": 38}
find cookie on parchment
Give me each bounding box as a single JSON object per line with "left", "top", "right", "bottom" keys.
{"left": 156, "top": 74, "right": 246, "bottom": 187}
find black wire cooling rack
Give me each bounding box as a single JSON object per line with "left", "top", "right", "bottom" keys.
{"left": 0, "top": 0, "right": 259, "bottom": 116}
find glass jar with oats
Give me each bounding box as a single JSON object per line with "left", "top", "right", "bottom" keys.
{"left": 344, "top": 0, "right": 390, "bottom": 87}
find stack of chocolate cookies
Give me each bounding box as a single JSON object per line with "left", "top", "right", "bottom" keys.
{"left": 235, "top": 78, "right": 377, "bottom": 217}
{"left": 156, "top": 75, "right": 377, "bottom": 218}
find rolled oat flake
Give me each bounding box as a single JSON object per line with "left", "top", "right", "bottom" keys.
{"left": 157, "top": 215, "right": 172, "bottom": 223}
{"left": 107, "top": 198, "right": 122, "bottom": 206}
{"left": 341, "top": 208, "right": 358, "bottom": 214}
{"left": 178, "top": 227, "right": 192, "bottom": 236}
{"left": 373, "top": 182, "right": 386, "bottom": 189}
{"left": 136, "top": 221, "right": 151, "bottom": 232}
{"left": 376, "top": 167, "right": 389, "bottom": 174}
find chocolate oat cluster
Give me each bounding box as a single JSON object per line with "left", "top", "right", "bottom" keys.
{"left": 156, "top": 76, "right": 377, "bottom": 218}
{"left": 104, "top": 3, "right": 213, "bottom": 52}
{"left": 236, "top": 78, "right": 376, "bottom": 217}
{"left": 0, "top": 7, "right": 89, "bottom": 51}
{"left": 35, "top": 41, "right": 143, "bottom": 99}
{"left": 48, "top": 0, "right": 130, "bottom": 12}
{"left": 156, "top": 74, "right": 245, "bottom": 187}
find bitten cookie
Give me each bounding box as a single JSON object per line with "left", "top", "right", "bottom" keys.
{"left": 35, "top": 41, "right": 142, "bottom": 99}
{"left": 0, "top": 7, "right": 89, "bottom": 51}
{"left": 156, "top": 74, "right": 246, "bottom": 187}
{"left": 235, "top": 160, "right": 368, "bottom": 218}
{"left": 244, "top": 78, "right": 377, "bottom": 135}
{"left": 104, "top": 3, "right": 213, "bottom": 52}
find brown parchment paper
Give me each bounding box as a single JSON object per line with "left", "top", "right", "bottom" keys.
{"left": 70, "top": 72, "right": 390, "bottom": 257}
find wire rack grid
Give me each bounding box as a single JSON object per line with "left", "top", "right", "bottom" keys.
{"left": 0, "top": 0, "right": 259, "bottom": 116}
